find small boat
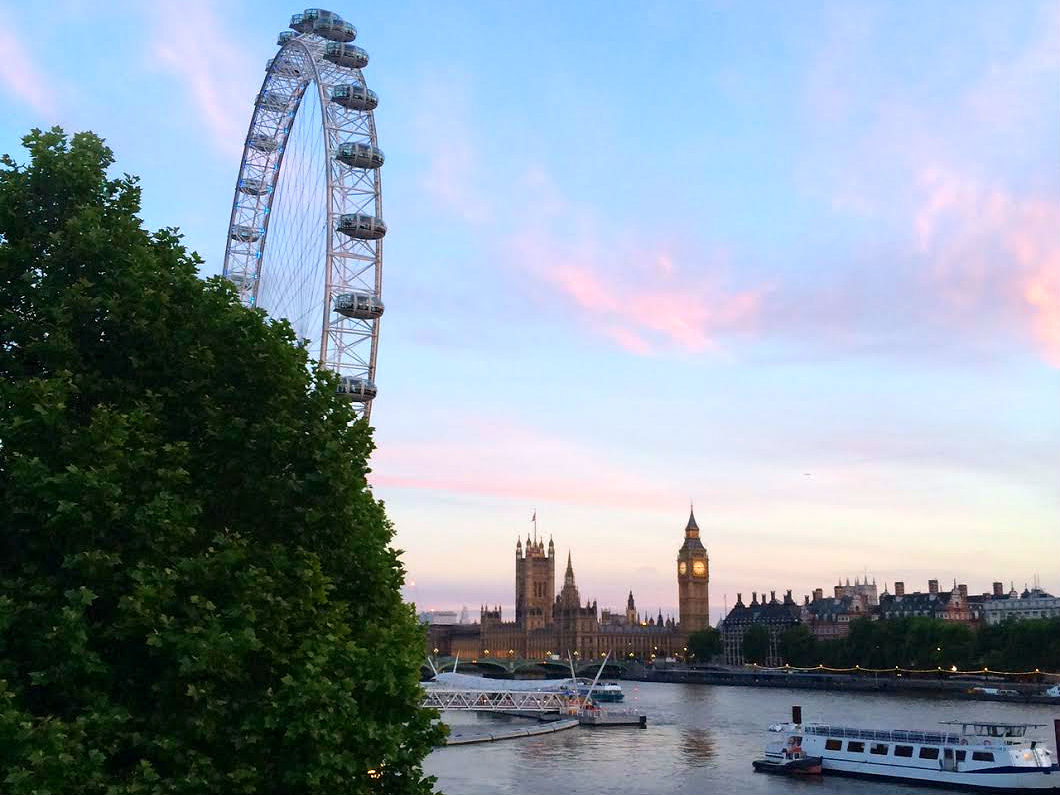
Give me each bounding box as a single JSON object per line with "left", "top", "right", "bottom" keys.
{"left": 753, "top": 750, "right": 823, "bottom": 776}
{"left": 573, "top": 680, "right": 624, "bottom": 702}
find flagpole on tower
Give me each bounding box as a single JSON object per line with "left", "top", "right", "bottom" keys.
{"left": 532, "top": 509, "right": 537, "bottom": 543}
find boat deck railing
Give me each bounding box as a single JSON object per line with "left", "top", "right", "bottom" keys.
{"left": 803, "top": 725, "right": 965, "bottom": 746}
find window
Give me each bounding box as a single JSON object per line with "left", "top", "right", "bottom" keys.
{"left": 825, "top": 739, "right": 842, "bottom": 751}
{"left": 870, "top": 743, "right": 888, "bottom": 755}
{"left": 894, "top": 745, "right": 913, "bottom": 757}
{"left": 955, "top": 751, "right": 966, "bottom": 762}
{"left": 847, "top": 741, "right": 865, "bottom": 752}
{"left": 919, "top": 747, "right": 940, "bottom": 760}
{"left": 972, "top": 751, "right": 995, "bottom": 762}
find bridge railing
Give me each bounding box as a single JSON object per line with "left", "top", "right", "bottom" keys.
{"left": 420, "top": 689, "right": 572, "bottom": 712}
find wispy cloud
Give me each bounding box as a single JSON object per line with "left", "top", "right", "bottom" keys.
{"left": 915, "top": 167, "right": 1060, "bottom": 366}
{"left": 410, "top": 73, "right": 492, "bottom": 223}
{"left": 0, "top": 10, "right": 56, "bottom": 116}
{"left": 371, "top": 414, "right": 672, "bottom": 510}
{"left": 147, "top": 0, "right": 257, "bottom": 157}
{"left": 510, "top": 169, "right": 766, "bottom": 355}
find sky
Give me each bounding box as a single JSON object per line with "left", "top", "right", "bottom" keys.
{"left": 1, "top": 0, "right": 1057, "bottom": 624}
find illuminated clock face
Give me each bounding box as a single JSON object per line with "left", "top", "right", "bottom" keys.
{"left": 678, "top": 561, "right": 687, "bottom": 576}
{"left": 692, "top": 560, "right": 707, "bottom": 577}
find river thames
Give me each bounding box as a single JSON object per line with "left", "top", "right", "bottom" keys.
{"left": 425, "top": 681, "right": 1059, "bottom": 794}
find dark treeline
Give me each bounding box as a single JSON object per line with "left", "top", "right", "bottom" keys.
{"left": 776, "top": 617, "right": 1060, "bottom": 673}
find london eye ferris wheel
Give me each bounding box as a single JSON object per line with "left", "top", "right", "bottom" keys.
{"left": 222, "top": 8, "right": 385, "bottom": 419}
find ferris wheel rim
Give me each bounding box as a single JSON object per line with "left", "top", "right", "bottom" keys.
{"left": 221, "top": 11, "right": 385, "bottom": 421}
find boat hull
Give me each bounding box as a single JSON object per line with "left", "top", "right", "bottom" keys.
{"left": 818, "top": 759, "right": 1060, "bottom": 793}
{"left": 753, "top": 757, "right": 823, "bottom": 775}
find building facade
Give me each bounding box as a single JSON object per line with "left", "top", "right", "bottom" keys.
{"left": 980, "top": 587, "right": 1060, "bottom": 624}
{"left": 720, "top": 590, "right": 801, "bottom": 666}
{"left": 427, "top": 510, "right": 709, "bottom": 662}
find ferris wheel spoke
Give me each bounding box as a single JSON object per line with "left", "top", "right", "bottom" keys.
{"left": 221, "top": 8, "right": 385, "bottom": 418}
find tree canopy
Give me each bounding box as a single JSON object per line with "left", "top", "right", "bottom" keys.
{"left": 776, "top": 616, "right": 1059, "bottom": 672}
{"left": 687, "top": 627, "right": 722, "bottom": 661}
{"left": 741, "top": 624, "right": 771, "bottom": 665}
{"left": 0, "top": 128, "right": 442, "bottom": 793}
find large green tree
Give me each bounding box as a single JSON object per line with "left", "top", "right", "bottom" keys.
{"left": 686, "top": 627, "right": 721, "bottom": 662}
{"left": 0, "top": 129, "right": 443, "bottom": 793}
{"left": 741, "top": 624, "right": 771, "bottom": 665}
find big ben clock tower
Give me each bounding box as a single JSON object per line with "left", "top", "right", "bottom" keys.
{"left": 677, "top": 507, "right": 709, "bottom": 632}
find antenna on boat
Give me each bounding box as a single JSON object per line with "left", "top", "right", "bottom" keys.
{"left": 426, "top": 656, "right": 439, "bottom": 677}
{"left": 452, "top": 654, "right": 459, "bottom": 673}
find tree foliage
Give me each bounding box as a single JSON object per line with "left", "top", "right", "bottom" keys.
{"left": 775, "top": 616, "right": 1059, "bottom": 672}
{"left": 687, "top": 627, "right": 721, "bottom": 661}
{"left": 0, "top": 128, "right": 443, "bottom": 793}
{"left": 741, "top": 624, "right": 771, "bottom": 665}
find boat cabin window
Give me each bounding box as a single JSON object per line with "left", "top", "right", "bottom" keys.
{"left": 919, "top": 747, "right": 940, "bottom": 760}
{"left": 894, "top": 745, "right": 913, "bottom": 757}
{"left": 847, "top": 741, "right": 865, "bottom": 753}
{"left": 955, "top": 751, "right": 966, "bottom": 762}
{"left": 825, "top": 739, "right": 841, "bottom": 751}
{"left": 869, "top": 743, "right": 888, "bottom": 755}
{"left": 972, "top": 751, "right": 995, "bottom": 762}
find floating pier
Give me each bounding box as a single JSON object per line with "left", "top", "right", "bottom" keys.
{"left": 444, "top": 718, "right": 579, "bottom": 745}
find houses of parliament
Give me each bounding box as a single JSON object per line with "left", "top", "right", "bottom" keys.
{"left": 427, "top": 509, "right": 710, "bottom": 661}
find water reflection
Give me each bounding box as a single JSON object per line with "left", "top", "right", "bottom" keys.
{"left": 426, "top": 681, "right": 1060, "bottom": 795}
{"left": 678, "top": 727, "right": 716, "bottom": 766}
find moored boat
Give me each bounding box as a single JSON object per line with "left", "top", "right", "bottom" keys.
{"left": 760, "top": 706, "right": 1060, "bottom": 792}
{"left": 753, "top": 742, "right": 823, "bottom": 776}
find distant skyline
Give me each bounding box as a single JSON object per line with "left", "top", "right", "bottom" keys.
{"left": 2, "top": 0, "right": 1056, "bottom": 615}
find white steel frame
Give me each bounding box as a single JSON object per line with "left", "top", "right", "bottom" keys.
{"left": 420, "top": 689, "right": 575, "bottom": 713}
{"left": 223, "top": 22, "right": 383, "bottom": 420}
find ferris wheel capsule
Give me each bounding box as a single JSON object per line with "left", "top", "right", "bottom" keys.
{"left": 336, "top": 376, "right": 377, "bottom": 402}
{"left": 247, "top": 133, "right": 279, "bottom": 152}
{"left": 336, "top": 141, "right": 384, "bottom": 170}
{"left": 324, "top": 42, "right": 369, "bottom": 69}
{"left": 330, "top": 83, "right": 378, "bottom": 111}
{"left": 238, "top": 178, "right": 272, "bottom": 197}
{"left": 337, "top": 213, "right": 387, "bottom": 240}
{"left": 334, "top": 291, "right": 384, "bottom": 319}
{"left": 257, "top": 91, "right": 292, "bottom": 113}
{"left": 266, "top": 57, "right": 303, "bottom": 77}
{"left": 230, "top": 224, "right": 264, "bottom": 242}
{"left": 289, "top": 8, "right": 323, "bottom": 33}
{"left": 277, "top": 31, "right": 295, "bottom": 46}
{"left": 314, "top": 17, "right": 356, "bottom": 42}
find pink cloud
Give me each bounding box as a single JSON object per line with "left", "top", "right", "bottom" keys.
{"left": 510, "top": 171, "right": 766, "bottom": 355}
{"left": 411, "top": 74, "right": 492, "bottom": 223}
{"left": 915, "top": 167, "right": 1060, "bottom": 366}
{"left": 537, "top": 259, "right": 764, "bottom": 355}
{"left": 0, "top": 13, "right": 55, "bottom": 116}
{"left": 370, "top": 416, "right": 673, "bottom": 510}
{"left": 148, "top": 1, "right": 257, "bottom": 157}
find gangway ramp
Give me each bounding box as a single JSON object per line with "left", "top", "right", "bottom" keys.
{"left": 421, "top": 688, "right": 571, "bottom": 712}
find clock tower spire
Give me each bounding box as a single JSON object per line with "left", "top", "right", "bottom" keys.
{"left": 677, "top": 505, "right": 709, "bottom": 632}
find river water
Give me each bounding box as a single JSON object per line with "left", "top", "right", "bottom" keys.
{"left": 424, "top": 681, "right": 1059, "bottom": 794}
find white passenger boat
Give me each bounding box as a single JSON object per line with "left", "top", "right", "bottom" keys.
{"left": 763, "top": 710, "right": 1059, "bottom": 792}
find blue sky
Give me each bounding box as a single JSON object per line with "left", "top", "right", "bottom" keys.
{"left": 2, "top": 0, "right": 1057, "bottom": 622}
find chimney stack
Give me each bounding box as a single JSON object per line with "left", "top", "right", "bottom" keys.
{"left": 958, "top": 584, "right": 968, "bottom": 598}
{"left": 928, "top": 579, "right": 939, "bottom": 595}
{"left": 813, "top": 588, "right": 824, "bottom": 601}
{"left": 992, "top": 581, "right": 1004, "bottom": 598}
{"left": 894, "top": 581, "right": 905, "bottom": 597}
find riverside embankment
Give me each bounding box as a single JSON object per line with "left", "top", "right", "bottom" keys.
{"left": 626, "top": 666, "right": 1060, "bottom": 703}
